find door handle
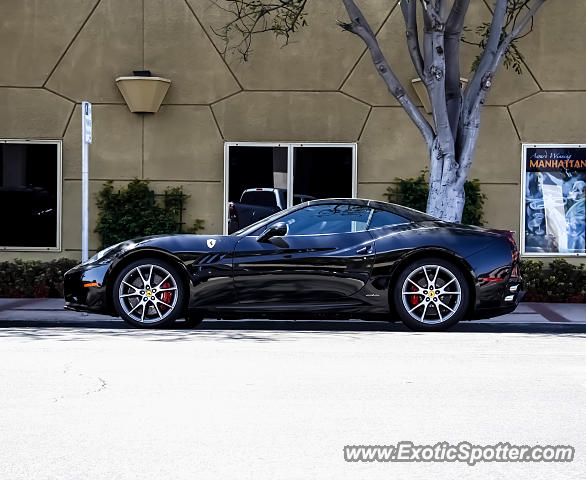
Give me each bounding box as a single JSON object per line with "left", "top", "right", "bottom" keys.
{"left": 356, "top": 245, "right": 373, "bottom": 255}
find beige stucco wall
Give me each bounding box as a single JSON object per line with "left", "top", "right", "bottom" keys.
{"left": 0, "top": 0, "right": 584, "bottom": 262}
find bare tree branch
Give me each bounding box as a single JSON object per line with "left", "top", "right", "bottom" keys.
{"left": 463, "top": 0, "right": 507, "bottom": 114}
{"left": 419, "top": 0, "right": 443, "bottom": 26}
{"left": 340, "top": 0, "right": 435, "bottom": 148}
{"left": 211, "top": 0, "right": 309, "bottom": 60}
{"left": 446, "top": 0, "right": 470, "bottom": 33}
{"left": 444, "top": 0, "right": 470, "bottom": 139}
{"left": 400, "top": 0, "right": 424, "bottom": 79}
{"left": 491, "top": 0, "right": 546, "bottom": 71}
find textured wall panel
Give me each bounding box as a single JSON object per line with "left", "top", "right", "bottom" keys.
{"left": 63, "top": 105, "right": 142, "bottom": 180}
{"left": 188, "top": 0, "right": 394, "bottom": 90}
{"left": 519, "top": 0, "right": 586, "bottom": 90}
{"left": 357, "top": 107, "right": 430, "bottom": 182}
{"left": 0, "top": 88, "right": 72, "bottom": 138}
{"left": 213, "top": 91, "right": 369, "bottom": 141}
{"left": 144, "top": 0, "right": 239, "bottom": 104}
{"left": 143, "top": 106, "right": 223, "bottom": 181}
{"left": 469, "top": 107, "right": 521, "bottom": 183}
{"left": 0, "top": 0, "right": 96, "bottom": 86}
{"left": 510, "top": 92, "right": 586, "bottom": 143}
{"left": 46, "top": 0, "right": 143, "bottom": 102}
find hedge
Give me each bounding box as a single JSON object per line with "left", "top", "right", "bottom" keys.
{"left": 0, "top": 259, "right": 78, "bottom": 298}
{"left": 520, "top": 259, "right": 586, "bottom": 303}
{"left": 95, "top": 179, "right": 204, "bottom": 249}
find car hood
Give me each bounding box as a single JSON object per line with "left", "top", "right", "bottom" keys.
{"left": 122, "top": 233, "right": 238, "bottom": 254}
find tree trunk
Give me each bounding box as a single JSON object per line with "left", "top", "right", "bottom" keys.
{"left": 427, "top": 146, "right": 466, "bottom": 223}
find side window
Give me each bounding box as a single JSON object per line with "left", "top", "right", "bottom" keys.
{"left": 369, "top": 210, "right": 409, "bottom": 229}
{"left": 268, "top": 204, "right": 373, "bottom": 235}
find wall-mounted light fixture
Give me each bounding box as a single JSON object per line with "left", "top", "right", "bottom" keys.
{"left": 116, "top": 71, "right": 171, "bottom": 113}
{"left": 411, "top": 77, "right": 468, "bottom": 114}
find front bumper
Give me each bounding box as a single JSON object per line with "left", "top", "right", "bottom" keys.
{"left": 63, "top": 262, "right": 111, "bottom": 314}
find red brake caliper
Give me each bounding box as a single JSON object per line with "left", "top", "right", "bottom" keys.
{"left": 409, "top": 285, "right": 420, "bottom": 306}
{"left": 160, "top": 281, "right": 172, "bottom": 312}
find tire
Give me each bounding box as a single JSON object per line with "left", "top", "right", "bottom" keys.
{"left": 392, "top": 257, "right": 469, "bottom": 331}
{"left": 113, "top": 257, "right": 186, "bottom": 328}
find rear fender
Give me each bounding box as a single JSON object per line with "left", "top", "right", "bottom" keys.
{"left": 382, "top": 247, "right": 478, "bottom": 319}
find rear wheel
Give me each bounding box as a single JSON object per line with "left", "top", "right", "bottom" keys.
{"left": 393, "top": 258, "right": 469, "bottom": 331}
{"left": 113, "top": 258, "right": 186, "bottom": 328}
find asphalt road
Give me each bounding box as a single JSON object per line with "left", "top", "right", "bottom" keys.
{"left": 0, "top": 318, "right": 584, "bottom": 479}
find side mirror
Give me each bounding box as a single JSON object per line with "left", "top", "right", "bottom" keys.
{"left": 257, "top": 222, "right": 288, "bottom": 243}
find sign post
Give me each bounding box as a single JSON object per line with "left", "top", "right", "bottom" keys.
{"left": 81, "top": 101, "right": 92, "bottom": 262}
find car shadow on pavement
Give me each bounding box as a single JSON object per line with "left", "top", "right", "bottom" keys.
{"left": 0, "top": 319, "right": 585, "bottom": 342}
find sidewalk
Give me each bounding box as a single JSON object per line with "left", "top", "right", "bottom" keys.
{"left": 0, "top": 298, "right": 584, "bottom": 324}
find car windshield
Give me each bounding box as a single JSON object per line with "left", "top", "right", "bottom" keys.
{"left": 273, "top": 204, "right": 372, "bottom": 235}
{"left": 231, "top": 208, "right": 292, "bottom": 236}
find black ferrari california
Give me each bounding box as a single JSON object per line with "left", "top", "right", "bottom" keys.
{"left": 64, "top": 198, "right": 523, "bottom": 331}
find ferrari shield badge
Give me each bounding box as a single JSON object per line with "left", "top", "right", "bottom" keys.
{"left": 207, "top": 239, "right": 216, "bottom": 248}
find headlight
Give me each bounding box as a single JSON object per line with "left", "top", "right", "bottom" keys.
{"left": 87, "top": 242, "right": 124, "bottom": 263}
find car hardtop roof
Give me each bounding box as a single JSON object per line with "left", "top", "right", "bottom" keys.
{"left": 305, "top": 198, "right": 437, "bottom": 221}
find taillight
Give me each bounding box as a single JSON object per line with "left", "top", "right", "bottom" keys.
{"left": 229, "top": 203, "right": 237, "bottom": 220}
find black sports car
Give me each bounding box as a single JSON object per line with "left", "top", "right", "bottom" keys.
{"left": 64, "top": 198, "right": 523, "bottom": 331}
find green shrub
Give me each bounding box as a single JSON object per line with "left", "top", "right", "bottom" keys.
{"left": 520, "top": 259, "right": 586, "bottom": 303}
{"left": 0, "top": 258, "right": 78, "bottom": 298}
{"left": 385, "top": 170, "right": 486, "bottom": 226}
{"left": 95, "top": 179, "right": 204, "bottom": 249}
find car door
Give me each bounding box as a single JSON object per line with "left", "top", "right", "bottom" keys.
{"left": 233, "top": 203, "right": 376, "bottom": 306}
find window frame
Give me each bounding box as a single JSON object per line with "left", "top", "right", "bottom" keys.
{"left": 223, "top": 142, "right": 358, "bottom": 235}
{"left": 0, "top": 139, "right": 62, "bottom": 252}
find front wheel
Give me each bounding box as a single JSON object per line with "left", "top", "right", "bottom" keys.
{"left": 393, "top": 258, "right": 469, "bottom": 331}
{"left": 113, "top": 258, "right": 186, "bottom": 328}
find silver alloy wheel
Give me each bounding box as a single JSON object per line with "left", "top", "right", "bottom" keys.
{"left": 401, "top": 264, "right": 462, "bottom": 325}
{"left": 118, "top": 264, "right": 178, "bottom": 324}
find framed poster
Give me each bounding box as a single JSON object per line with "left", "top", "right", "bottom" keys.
{"left": 521, "top": 144, "right": 586, "bottom": 256}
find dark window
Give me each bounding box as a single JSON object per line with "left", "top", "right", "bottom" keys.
{"left": 0, "top": 143, "right": 59, "bottom": 248}
{"left": 268, "top": 204, "right": 372, "bottom": 235}
{"left": 292, "top": 146, "right": 352, "bottom": 205}
{"left": 369, "top": 210, "right": 409, "bottom": 229}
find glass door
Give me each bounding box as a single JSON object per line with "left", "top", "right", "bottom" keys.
{"left": 224, "top": 143, "right": 357, "bottom": 234}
